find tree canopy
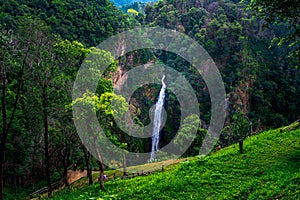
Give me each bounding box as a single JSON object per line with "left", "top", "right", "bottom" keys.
{"left": 246, "top": 0, "right": 300, "bottom": 65}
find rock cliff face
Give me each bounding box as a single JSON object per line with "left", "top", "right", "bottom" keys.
{"left": 113, "top": 58, "right": 155, "bottom": 89}
{"left": 113, "top": 63, "right": 129, "bottom": 89}
{"left": 112, "top": 52, "right": 181, "bottom": 152}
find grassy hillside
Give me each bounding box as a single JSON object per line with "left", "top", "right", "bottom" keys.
{"left": 48, "top": 127, "right": 300, "bottom": 199}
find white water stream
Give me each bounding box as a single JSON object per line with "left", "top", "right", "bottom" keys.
{"left": 149, "top": 75, "right": 166, "bottom": 162}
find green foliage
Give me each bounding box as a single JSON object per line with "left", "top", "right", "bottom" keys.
{"left": 223, "top": 112, "right": 251, "bottom": 142}
{"left": 245, "top": 0, "right": 300, "bottom": 66}
{"left": 0, "top": 0, "right": 137, "bottom": 47}
{"left": 97, "top": 92, "right": 128, "bottom": 127}
{"left": 174, "top": 114, "right": 208, "bottom": 156}
{"left": 127, "top": 8, "right": 139, "bottom": 16}
{"left": 246, "top": 0, "right": 299, "bottom": 24}
{"left": 174, "top": 114, "right": 200, "bottom": 148}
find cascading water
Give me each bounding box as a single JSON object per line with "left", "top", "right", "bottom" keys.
{"left": 150, "top": 75, "right": 166, "bottom": 162}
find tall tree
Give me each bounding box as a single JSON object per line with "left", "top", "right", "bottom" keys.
{"left": 20, "top": 18, "right": 61, "bottom": 197}
{"left": 97, "top": 92, "right": 129, "bottom": 176}
{"left": 72, "top": 48, "right": 118, "bottom": 190}
{"left": 223, "top": 112, "right": 251, "bottom": 154}
{"left": 0, "top": 26, "right": 30, "bottom": 200}
{"left": 53, "top": 40, "right": 91, "bottom": 187}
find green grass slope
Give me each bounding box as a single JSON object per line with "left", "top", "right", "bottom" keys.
{"left": 49, "top": 127, "right": 300, "bottom": 199}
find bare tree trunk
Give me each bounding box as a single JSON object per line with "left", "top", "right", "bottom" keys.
{"left": 31, "top": 141, "right": 36, "bottom": 185}
{"left": 83, "top": 147, "right": 93, "bottom": 185}
{"left": 42, "top": 88, "right": 52, "bottom": 197}
{"left": 0, "top": 154, "right": 4, "bottom": 200}
{"left": 123, "top": 152, "right": 127, "bottom": 176}
{"left": 94, "top": 143, "right": 105, "bottom": 190}
{"left": 0, "top": 65, "right": 23, "bottom": 200}
{"left": 62, "top": 147, "right": 70, "bottom": 187}
{"left": 238, "top": 139, "right": 244, "bottom": 154}
{"left": 0, "top": 70, "right": 7, "bottom": 200}
{"left": 98, "top": 160, "right": 105, "bottom": 190}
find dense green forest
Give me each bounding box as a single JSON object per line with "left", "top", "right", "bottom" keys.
{"left": 0, "top": 0, "right": 299, "bottom": 199}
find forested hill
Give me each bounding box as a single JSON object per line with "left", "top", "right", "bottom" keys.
{"left": 138, "top": 0, "right": 300, "bottom": 129}
{"left": 0, "top": 0, "right": 138, "bottom": 46}
{"left": 1, "top": 0, "right": 298, "bottom": 130}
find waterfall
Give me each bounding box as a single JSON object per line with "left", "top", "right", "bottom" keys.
{"left": 150, "top": 75, "right": 166, "bottom": 162}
